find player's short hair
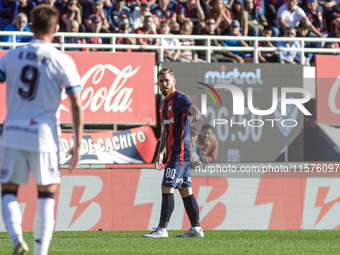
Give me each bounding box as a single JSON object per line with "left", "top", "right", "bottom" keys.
{"left": 191, "top": 126, "right": 198, "bottom": 136}
{"left": 31, "top": 5, "right": 58, "bottom": 35}
{"left": 201, "top": 123, "right": 213, "bottom": 131}
{"left": 157, "top": 68, "right": 174, "bottom": 78}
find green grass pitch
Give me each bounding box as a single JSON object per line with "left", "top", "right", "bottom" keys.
{"left": 1, "top": 230, "right": 340, "bottom": 254}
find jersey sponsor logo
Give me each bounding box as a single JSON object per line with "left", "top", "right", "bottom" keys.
{"left": 5, "top": 125, "right": 38, "bottom": 134}
{"left": 168, "top": 106, "right": 172, "bottom": 111}
{"left": 163, "top": 118, "right": 174, "bottom": 125}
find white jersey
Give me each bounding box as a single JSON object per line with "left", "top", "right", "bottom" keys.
{"left": 0, "top": 39, "right": 82, "bottom": 152}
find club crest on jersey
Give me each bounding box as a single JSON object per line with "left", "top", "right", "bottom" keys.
{"left": 168, "top": 106, "right": 172, "bottom": 111}
{"left": 163, "top": 118, "right": 174, "bottom": 125}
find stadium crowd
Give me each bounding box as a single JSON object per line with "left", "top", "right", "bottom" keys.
{"left": 0, "top": 0, "right": 339, "bottom": 64}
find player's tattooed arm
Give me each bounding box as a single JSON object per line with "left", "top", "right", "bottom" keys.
{"left": 155, "top": 130, "right": 166, "bottom": 170}
{"left": 189, "top": 105, "right": 203, "bottom": 123}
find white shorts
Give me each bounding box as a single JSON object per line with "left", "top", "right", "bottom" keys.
{"left": 0, "top": 147, "right": 61, "bottom": 185}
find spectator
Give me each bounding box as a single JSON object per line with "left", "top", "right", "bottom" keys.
{"left": 277, "top": 0, "right": 309, "bottom": 34}
{"left": 196, "top": 17, "right": 236, "bottom": 62}
{"left": 116, "top": 14, "right": 136, "bottom": 52}
{"left": 206, "top": 0, "right": 232, "bottom": 34}
{"left": 197, "top": 124, "right": 219, "bottom": 163}
{"left": 177, "top": 20, "right": 200, "bottom": 62}
{"left": 132, "top": 2, "right": 156, "bottom": 32}
{"left": 319, "top": 0, "right": 336, "bottom": 13}
{"left": 295, "top": 21, "right": 315, "bottom": 65}
{"left": 54, "top": 0, "right": 66, "bottom": 9}
{"left": 108, "top": 0, "right": 132, "bottom": 32}
{"left": 102, "top": 0, "right": 112, "bottom": 11}
{"left": 231, "top": 0, "right": 248, "bottom": 35}
{"left": 83, "top": 0, "right": 110, "bottom": 31}
{"left": 151, "top": 0, "right": 179, "bottom": 31}
{"left": 65, "top": 20, "right": 88, "bottom": 51}
{"left": 159, "top": 20, "right": 181, "bottom": 61}
{"left": 17, "top": 0, "right": 36, "bottom": 22}
{"left": 60, "top": 0, "right": 83, "bottom": 30}
{"left": 276, "top": 27, "right": 301, "bottom": 64}
{"left": 258, "top": 25, "right": 280, "bottom": 63}
{"left": 245, "top": 0, "right": 280, "bottom": 36}
{"left": 87, "top": 14, "right": 104, "bottom": 51}
{"left": 324, "top": 8, "right": 340, "bottom": 35}
{"left": 303, "top": 0, "right": 326, "bottom": 38}
{"left": 3, "top": 12, "right": 31, "bottom": 49}
{"left": 223, "top": 20, "right": 249, "bottom": 63}
{"left": 176, "top": 0, "right": 205, "bottom": 34}
{"left": 135, "top": 15, "right": 159, "bottom": 53}
{"left": 266, "top": 0, "right": 285, "bottom": 27}
{"left": 0, "top": 0, "right": 19, "bottom": 24}
{"left": 200, "top": 0, "right": 211, "bottom": 14}
{"left": 190, "top": 126, "right": 206, "bottom": 168}
{"left": 44, "top": 0, "right": 61, "bottom": 24}
{"left": 323, "top": 41, "right": 339, "bottom": 55}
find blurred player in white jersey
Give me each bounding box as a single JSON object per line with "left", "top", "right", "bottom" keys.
{"left": 0, "top": 5, "right": 83, "bottom": 255}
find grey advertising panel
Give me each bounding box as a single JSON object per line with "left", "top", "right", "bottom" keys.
{"left": 162, "top": 63, "right": 305, "bottom": 163}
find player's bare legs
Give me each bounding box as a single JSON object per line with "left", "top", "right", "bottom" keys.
{"left": 34, "top": 184, "right": 58, "bottom": 255}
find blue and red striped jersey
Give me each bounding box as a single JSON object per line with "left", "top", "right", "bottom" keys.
{"left": 159, "top": 90, "right": 192, "bottom": 162}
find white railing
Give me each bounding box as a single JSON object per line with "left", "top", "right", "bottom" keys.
{"left": 1, "top": 31, "right": 340, "bottom": 64}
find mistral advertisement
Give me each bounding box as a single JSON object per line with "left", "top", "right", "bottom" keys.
{"left": 1, "top": 165, "right": 340, "bottom": 231}
{"left": 0, "top": 52, "right": 157, "bottom": 125}
{"left": 163, "top": 63, "right": 308, "bottom": 163}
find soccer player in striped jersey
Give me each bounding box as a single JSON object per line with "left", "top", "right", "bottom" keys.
{"left": 0, "top": 5, "right": 83, "bottom": 254}
{"left": 143, "top": 68, "right": 204, "bottom": 238}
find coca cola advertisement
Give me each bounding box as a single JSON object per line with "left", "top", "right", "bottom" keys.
{"left": 0, "top": 52, "right": 157, "bottom": 125}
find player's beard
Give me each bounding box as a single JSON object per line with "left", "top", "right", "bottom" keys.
{"left": 161, "top": 85, "right": 174, "bottom": 98}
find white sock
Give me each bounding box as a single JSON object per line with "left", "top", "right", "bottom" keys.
{"left": 1, "top": 194, "right": 23, "bottom": 245}
{"left": 191, "top": 226, "right": 201, "bottom": 231}
{"left": 34, "top": 198, "right": 55, "bottom": 255}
